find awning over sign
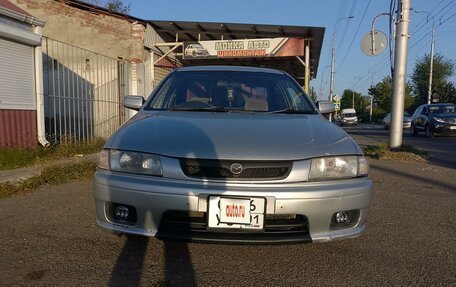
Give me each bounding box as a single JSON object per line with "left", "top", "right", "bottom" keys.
{"left": 146, "top": 20, "right": 325, "bottom": 81}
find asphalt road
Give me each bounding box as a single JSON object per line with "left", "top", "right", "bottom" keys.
{"left": 343, "top": 123, "right": 456, "bottom": 168}
{"left": 0, "top": 157, "right": 455, "bottom": 286}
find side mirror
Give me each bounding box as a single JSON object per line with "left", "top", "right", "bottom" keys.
{"left": 316, "top": 101, "right": 335, "bottom": 114}
{"left": 124, "top": 95, "right": 145, "bottom": 111}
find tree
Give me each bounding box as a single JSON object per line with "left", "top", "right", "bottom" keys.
{"left": 105, "top": 0, "right": 130, "bottom": 13}
{"left": 340, "top": 89, "right": 369, "bottom": 119}
{"left": 368, "top": 76, "right": 414, "bottom": 118}
{"left": 84, "top": 0, "right": 131, "bottom": 14}
{"left": 309, "top": 86, "right": 317, "bottom": 102}
{"left": 411, "top": 53, "right": 455, "bottom": 105}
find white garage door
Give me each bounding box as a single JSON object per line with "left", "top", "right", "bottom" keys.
{"left": 0, "top": 38, "right": 35, "bottom": 110}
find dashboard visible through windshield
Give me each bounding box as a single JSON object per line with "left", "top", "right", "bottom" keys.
{"left": 146, "top": 70, "right": 316, "bottom": 114}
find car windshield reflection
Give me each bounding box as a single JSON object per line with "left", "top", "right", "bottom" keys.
{"left": 146, "top": 71, "right": 317, "bottom": 114}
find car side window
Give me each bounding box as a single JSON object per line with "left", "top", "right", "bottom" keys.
{"left": 421, "top": 107, "right": 427, "bottom": 115}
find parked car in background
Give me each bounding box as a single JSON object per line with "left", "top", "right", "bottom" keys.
{"left": 93, "top": 66, "right": 372, "bottom": 244}
{"left": 410, "top": 103, "right": 456, "bottom": 137}
{"left": 382, "top": 112, "right": 412, "bottom": 130}
{"left": 340, "top": 108, "right": 358, "bottom": 126}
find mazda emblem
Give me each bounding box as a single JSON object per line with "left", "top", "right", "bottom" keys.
{"left": 230, "top": 163, "right": 243, "bottom": 175}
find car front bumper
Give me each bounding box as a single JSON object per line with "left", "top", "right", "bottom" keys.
{"left": 93, "top": 170, "right": 372, "bottom": 243}
{"left": 431, "top": 123, "right": 456, "bottom": 135}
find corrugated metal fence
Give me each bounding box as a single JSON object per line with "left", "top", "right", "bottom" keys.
{"left": 42, "top": 37, "right": 128, "bottom": 144}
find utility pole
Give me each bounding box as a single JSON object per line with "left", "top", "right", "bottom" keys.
{"left": 352, "top": 90, "right": 355, "bottom": 108}
{"left": 415, "top": 10, "right": 435, "bottom": 104}
{"left": 329, "top": 32, "right": 335, "bottom": 122}
{"left": 428, "top": 22, "right": 435, "bottom": 104}
{"left": 390, "top": 0, "right": 411, "bottom": 148}
{"left": 329, "top": 16, "right": 354, "bottom": 121}
{"left": 369, "top": 96, "right": 373, "bottom": 122}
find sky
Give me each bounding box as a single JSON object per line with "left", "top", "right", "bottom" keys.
{"left": 128, "top": 0, "right": 456, "bottom": 100}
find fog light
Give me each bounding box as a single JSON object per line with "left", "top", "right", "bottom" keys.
{"left": 107, "top": 203, "right": 137, "bottom": 226}
{"left": 331, "top": 209, "right": 360, "bottom": 230}
{"left": 115, "top": 206, "right": 129, "bottom": 219}
{"left": 336, "top": 211, "right": 349, "bottom": 224}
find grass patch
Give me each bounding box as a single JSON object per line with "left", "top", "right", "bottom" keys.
{"left": 362, "top": 143, "right": 428, "bottom": 161}
{"left": 0, "top": 161, "right": 96, "bottom": 199}
{"left": 0, "top": 138, "right": 105, "bottom": 170}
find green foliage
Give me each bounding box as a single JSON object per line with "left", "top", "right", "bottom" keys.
{"left": 309, "top": 86, "right": 318, "bottom": 102}
{"left": 340, "top": 89, "right": 370, "bottom": 120}
{"left": 368, "top": 76, "right": 414, "bottom": 118}
{"left": 341, "top": 89, "right": 367, "bottom": 110}
{"left": 83, "top": 0, "right": 131, "bottom": 13}
{"left": 0, "top": 149, "right": 37, "bottom": 170}
{"left": 411, "top": 53, "right": 455, "bottom": 106}
{"left": 0, "top": 138, "right": 105, "bottom": 171}
{"left": 362, "top": 143, "right": 427, "bottom": 160}
{"left": 0, "top": 161, "right": 96, "bottom": 199}
{"left": 105, "top": 0, "right": 130, "bottom": 13}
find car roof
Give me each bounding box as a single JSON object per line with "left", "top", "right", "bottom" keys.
{"left": 176, "top": 65, "right": 285, "bottom": 74}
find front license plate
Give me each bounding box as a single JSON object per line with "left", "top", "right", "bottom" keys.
{"left": 208, "top": 196, "right": 265, "bottom": 230}
{"left": 450, "top": 126, "right": 456, "bottom": 130}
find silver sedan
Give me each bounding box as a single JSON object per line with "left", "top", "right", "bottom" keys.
{"left": 93, "top": 66, "right": 372, "bottom": 244}
{"left": 383, "top": 112, "right": 412, "bottom": 129}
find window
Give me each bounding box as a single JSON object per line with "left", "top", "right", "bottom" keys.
{"left": 146, "top": 70, "right": 316, "bottom": 113}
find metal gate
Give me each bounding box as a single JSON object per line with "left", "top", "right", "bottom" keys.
{"left": 42, "top": 37, "right": 128, "bottom": 144}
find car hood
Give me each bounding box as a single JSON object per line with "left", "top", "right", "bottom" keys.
{"left": 108, "top": 112, "right": 360, "bottom": 161}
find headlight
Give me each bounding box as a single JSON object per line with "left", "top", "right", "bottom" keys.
{"left": 309, "top": 156, "right": 369, "bottom": 181}
{"left": 109, "top": 150, "right": 162, "bottom": 176}
{"left": 432, "top": 117, "right": 444, "bottom": 123}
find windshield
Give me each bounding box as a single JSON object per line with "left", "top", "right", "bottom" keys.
{"left": 146, "top": 70, "right": 316, "bottom": 113}
{"left": 429, "top": 104, "right": 455, "bottom": 114}
{"left": 343, "top": 113, "right": 356, "bottom": 117}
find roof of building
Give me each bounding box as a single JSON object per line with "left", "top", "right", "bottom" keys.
{"left": 148, "top": 20, "right": 325, "bottom": 80}
{"left": 0, "top": 0, "right": 33, "bottom": 17}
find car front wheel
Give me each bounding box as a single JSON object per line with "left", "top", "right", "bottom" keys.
{"left": 411, "top": 124, "right": 418, "bottom": 136}
{"left": 425, "top": 124, "right": 433, "bottom": 138}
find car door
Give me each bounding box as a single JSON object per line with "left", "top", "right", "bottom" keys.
{"left": 412, "top": 106, "right": 421, "bottom": 128}
{"left": 417, "top": 106, "right": 428, "bottom": 129}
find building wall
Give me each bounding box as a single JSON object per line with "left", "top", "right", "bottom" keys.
{"left": 0, "top": 6, "right": 39, "bottom": 149}
{"left": 11, "top": 0, "right": 146, "bottom": 62}
{"left": 0, "top": 110, "right": 37, "bottom": 148}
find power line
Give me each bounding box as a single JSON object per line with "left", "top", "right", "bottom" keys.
{"left": 336, "top": 0, "right": 372, "bottom": 73}
{"left": 350, "top": 2, "right": 456, "bottom": 91}
{"left": 335, "top": 0, "right": 357, "bottom": 55}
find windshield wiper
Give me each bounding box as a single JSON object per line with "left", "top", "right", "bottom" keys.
{"left": 267, "top": 108, "right": 317, "bottom": 114}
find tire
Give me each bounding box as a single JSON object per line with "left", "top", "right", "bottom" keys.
{"left": 410, "top": 124, "right": 418, "bottom": 136}
{"left": 425, "top": 124, "right": 433, "bottom": 138}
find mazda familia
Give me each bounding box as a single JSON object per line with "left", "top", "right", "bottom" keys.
{"left": 93, "top": 66, "right": 372, "bottom": 244}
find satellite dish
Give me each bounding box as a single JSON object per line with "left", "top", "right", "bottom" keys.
{"left": 361, "top": 30, "right": 387, "bottom": 56}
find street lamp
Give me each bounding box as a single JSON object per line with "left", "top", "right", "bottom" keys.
{"left": 415, "top": 10, "right": 435, "bottom": 104}
{"left": 329, "top": 16, "right": 354, "bottom": 121}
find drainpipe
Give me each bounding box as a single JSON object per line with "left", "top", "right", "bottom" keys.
{"left": 34, "top": 26, "right": 50, "bottom": 147}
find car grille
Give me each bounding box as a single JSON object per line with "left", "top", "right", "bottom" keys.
{"left": 157, "top": 211, "right": 310, "bottom": 244}
{"left": 443, "top": 118, "right": 456, "bottom": 124}
{"left": 180, "top": 159, "right": 291, "bottom": 181}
